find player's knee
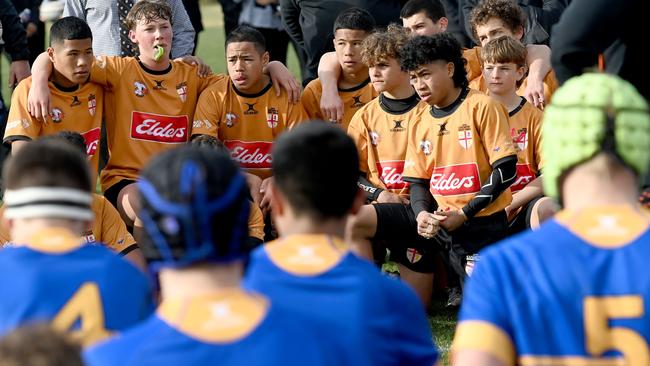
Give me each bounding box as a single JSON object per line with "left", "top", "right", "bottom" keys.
{"left": 345, "top": 204, "right": 377, "bottom": 241}
{"left": 117, "top": 184, "right": 141, "bottom": 227}
{"left": 531, "top": 197, "right": 558, "bottom": 229}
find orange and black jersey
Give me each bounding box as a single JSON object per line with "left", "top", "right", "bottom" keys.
{"left": 403, "top": 88, "right": 517, "bottom": 218}
{"left": 301, "top": 78, "right": 378, "bottom": 131}
{"left": 347, "top": 92, "right": 427, "bottom": 200}
{"left": 507, "top": 97, "right": 543, "bottom": 192}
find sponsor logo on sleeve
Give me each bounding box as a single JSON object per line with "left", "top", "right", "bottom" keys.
{"left": 6, "top": 119, "right": 30, "bottom": 130}
{"left": 81, "top": 127, "right": 101, "bottom": 156}
{"left": 225, "top": 140, "right": 273, "bottom": 170}
{"left": 511, "top": 163, "right": 535, "bottom": 192}
{"left": 430, "top": 163, "right": 480, "bottom": 196}
{"left": 377, "top": 160, "right": 408, "bottom": 190}
{"left": 130, "top": 111, "right": 188, "bottom": 143}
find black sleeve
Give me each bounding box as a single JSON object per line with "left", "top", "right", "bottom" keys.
{"left": 0, "top": 0, "right": 30, "bottom": 61}
{"left": 520, "top": 0, "right": 569, "bottom": 45}
{"left": 358, "top": 174, "right": 383, "bottom": 202}
{"left": 406, "top": 178, "right": 435, "bottom": 217}
{"left": 461, "top": 155, "right": 517, "bottom": 219}
{"left": 280, "top": 0, "right": 304, "bottom": 49}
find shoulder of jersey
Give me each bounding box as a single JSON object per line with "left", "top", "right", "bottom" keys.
{"left": 304, "top": 78, "right": 322, "bottom": 92}
{"left": 261, "top": 235, "right": 349, "bottom": 276}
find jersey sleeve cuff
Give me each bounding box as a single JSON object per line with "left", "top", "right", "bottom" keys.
{"left": 452, "top": 320, "right": 515, "bottom": 366}
{"left": 3, "top": 135, "right": 32, "bottom": 146}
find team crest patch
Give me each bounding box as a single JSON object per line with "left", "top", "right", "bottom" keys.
{"left": 369, "top": 131, "right": 380, "bottom": 146}
{"left": 134, "top": 81, "right": 148, "bottom": 97}
{"left": 88, "top": 94, "right": 96, "bottom": 116}
{"left": 420, "top": 140, "right": 432, "bottom": 155}
{"left": 405, "top": 248, "right": 422, "bottom": 264}
{"left": 226, "top": 112, "right": 237, "bottom": 127}
{"left": 458, "top": 124, "right": 473, "bottom": 150}
{"left": 51, "top": 108, "right": 64, "bottom": 123}
{"left": 176, "top": 82, "right": 187, "bottom": 102}
{"left": 267, "top": 107, "right": 279, "bottom": 128}
{"left": 511, "top": 127, "right": 528, "bottom": 151}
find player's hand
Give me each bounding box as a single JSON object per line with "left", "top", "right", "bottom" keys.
{"left": 376, "top": 190, "right": 403, "bottom": 204}
{"left": 320, "top": 88, "right": 344, "bottom": 123}
{"left": 245, "top": 173, "right": 263, "bottom": 206}
{"left": 523, "top": 77, "right": 545, "bottom": 110}
{"left": 259, "top": 177, "right": 274, "bottom": 216}
{"left": 175, "top": 55, "right": 212, "bottom": 77}
{"left": 9, "top": 60, "right": 30, "bottom": 88}
{"left": 416, "top": 211, "right": 445, "bottom": 239}
{"left": 27, "top": 79, "right": 52, "bottom": 122}
{"left": 266, "top": 61, "right": 301, "bottom": 103}
{"left": 438, "top": 209, "right": 467, "bottom": 232}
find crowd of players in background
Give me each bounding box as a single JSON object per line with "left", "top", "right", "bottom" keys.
{"left": 0, "top": 0, "right": 647, "bottom": 365}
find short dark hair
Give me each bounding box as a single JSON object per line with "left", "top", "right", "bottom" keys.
{"left": 3, "top": 139, "right": 92, "bottom": 193}
{"left": 400, "top": 0, "right": 447, "bottom": 22}
{"left": 138, "top": 146, "right": 250, "bottom": 268}
{"left": 272, "top": 122, "right": 359, "bottom": 219}
{"left": 400, "top": 33, "right": 468, "bottom": 88}
{"left": 0, "top": 324, "right": 84, "bottom": 366}
{"left": 333, "top": 8, "right": 376, "bottom": 34}
{"left": 469, "top": 0, "right": 525, "bottom": 43}
{"left": 125, "top": 0, "right": 173, "bottom": 30}
{"left": 226, "top": 25, "right": 267, "bottom": 54}
{"left": 39, "top": 131, "right": 87, "bottom": 156}
{"left": 191, "top": 135, "right": 228, "bottom": 154}
{"left": 50, "top": 16, "right": 92, "bottom": 46}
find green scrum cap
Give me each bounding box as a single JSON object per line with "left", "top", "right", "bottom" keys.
{"left": 542, "top": 73, "right": 650, "bottom": 199}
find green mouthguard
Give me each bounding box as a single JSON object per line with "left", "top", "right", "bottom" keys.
{"left": 154, "top": 45, "right": 164, "bottom": 61}
{"left": 542, "top": 73, "right": 650, "bottom": 199}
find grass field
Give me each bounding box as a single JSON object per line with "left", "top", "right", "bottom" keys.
{"left": 0, "top": 2, "right": 457, "bottom": 363}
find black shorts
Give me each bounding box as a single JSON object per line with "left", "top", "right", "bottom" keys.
{"left": 448, "top": 210, "right": 508, "bottom": 279}
{"left": 374, "top": 203, "right": 451, "bottom": 274}
{"left": 507, "top": 196, "right": 543, "bottom": 235}
{"left": 103, "top": 179, "right": 136, "bottom": 210}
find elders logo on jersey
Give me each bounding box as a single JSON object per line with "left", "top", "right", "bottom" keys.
{"left": 430, "top": 163, "right": 480, "bottom": 196}
{"left": 81, "top": 127, "right": 101, "bottom": 156}
{"left": 377, "top": 161, "right": 408, "bottom": 190}
{"left": 511, "top": 163, "right": 535, "bottom": 192}
{"left": 225, "top": 140, "right": 273, "bottom": 169}
{"left": 88, "top": 94, "right": 96, "bottom": 116}
{"left": 131, "top": 111, "right": 188, "bottom": 143}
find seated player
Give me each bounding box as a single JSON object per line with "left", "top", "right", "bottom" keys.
{"left": 245, "top": 122, "right": 438, "bottom": 366}
{"left": 0, "top": 132, "right": 146, "bottom": 270}
{"left": 468, "top": 0, "right": 558, "bottom": 106}
{"left": 345, "top": 25, "right": 443, "bottom": 306}
{"left": 28, "top": 1, "right": 300, "bottom": 240}
{"left": 190, "top": 134, "right": 265, "bottom": 249}
{"left": 400, "top": 34, "right": 517, "bottom": 283}
{"left": 0, "top": 140, "right": 153, "bottom": 346}
{"left": 84, "top": 146, "right": 332, "bottom": 366}
{"left": 480, "top": 36, "right": 556, "bottom": 233}
{"left": 452, "top": 74, "right": 650, "bottom": 366}
{"left": 192, "top": 25, "right": 307, "bottom": 215}
{"left": 4, "top": 17, "right": 103, "bottom": 185}
{"left": 301, "top": 8, "right": 378, "bottom": 128}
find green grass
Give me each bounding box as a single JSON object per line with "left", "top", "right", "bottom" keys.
{"left": 1, "top": 2, "right": 456, "bottom": 363}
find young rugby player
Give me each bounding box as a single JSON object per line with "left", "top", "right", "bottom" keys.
{"left": 345, "top": 25, "right": 442, "bottom": 306}
{"left": 192, "top": 25, "right": 307, "bottom": 214}
{"left": 85, "top": 146, "right": 331, "bottom": 366}
{"left": 4, "top": 17, "right": 103, "bottom": 184}
{"left": 400, "top": 34, "right": 517, "bottom": 283}
{"left": 28, "top": 1, "right": 298, "bottom": 239}
{"left": 0, "top": 140, "right": 152, "bottom": 346}
{"left": 453, "top": 74, "right": 650, "bottom": 366}
{"left": 480, "top": 36, "right": 556, "bottom": 232}
{"left": 245, "top": 122, "right": 438, "bottom": 366}
{"left": 301, "top": 8, "right": 378, "bottom": 128}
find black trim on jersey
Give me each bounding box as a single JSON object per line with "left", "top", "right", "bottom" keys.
{"left": 52, "top": 82, "right": 80, "bottom": 93}
{"left": 358, "top": 174, "right": 383, "bottom": 201}
{"left": 138, "top": 60, "right": 173, "bottom": 75}
{"left": 430, "top": 87, "right": 470, "bottom": 118}
{"left": 5, "top": 199, "right": 90, "bottom": 210}
{"left": 4, "top": 135, "right": 32, "bottom": 146}
{"left": 508, "top": 97, "right": 527, "bottom": 117}
{"left": 378, "top": 92, "right": 420, "bottom": 114}
{"left": 338, "top": 78, "right": 371, "bottom": 92}
{"left": 461, "top": 155, "right": 517, "bottom": 219}
{"left": 408, "top": 179, "right": 436, "bottom": 216}
{"left": 119, "top": 244, "right": 139, "bottom": 256}
{"left": 233, "top": 81, "right": 273, "bottom": 98}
